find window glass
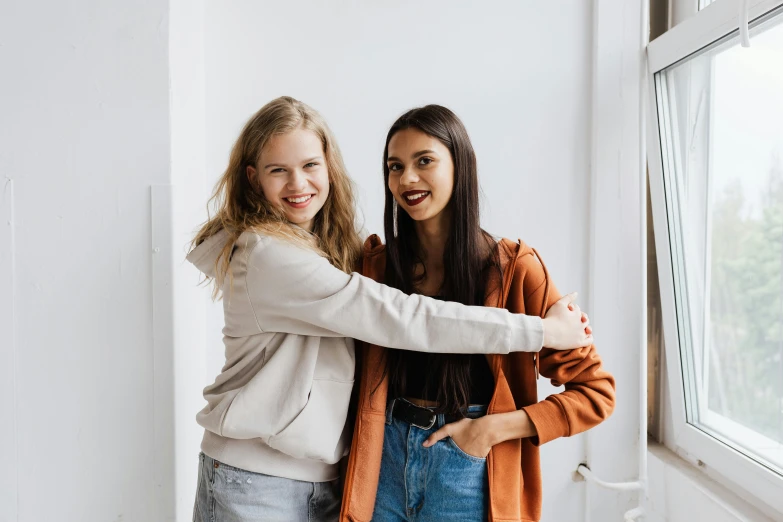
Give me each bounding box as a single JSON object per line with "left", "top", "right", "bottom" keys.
{"left": 655, "top": 12, "right": 783, "bottom": 473}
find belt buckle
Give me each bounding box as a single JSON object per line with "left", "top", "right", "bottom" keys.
{"left": 412, "top": 412, "right": 436, "bottom": 430}
{"left": 398, "top": 398, "right": 437, "bottom": 430}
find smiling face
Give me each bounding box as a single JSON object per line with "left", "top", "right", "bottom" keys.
{"left": 386, "top": 128, "right": 455, "bottom": 227}
{"left": 247, "top": 127, "right": 330, "bottom": 232}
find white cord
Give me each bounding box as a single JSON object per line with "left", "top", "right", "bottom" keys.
{"left": 576, "top": 464, "right": 644, "bottom": 492}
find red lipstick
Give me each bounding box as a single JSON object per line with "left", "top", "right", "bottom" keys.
{"left": 401, "top": 190, "right": 430, "bottom": 207}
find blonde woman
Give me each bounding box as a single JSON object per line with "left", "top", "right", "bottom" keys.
{"left": 188, "top": 96, "right": 592, "bottom": 522}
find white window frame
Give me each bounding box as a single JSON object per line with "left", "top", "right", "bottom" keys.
{"left": 647, "top": 0, "right": 783, "bottom": 515}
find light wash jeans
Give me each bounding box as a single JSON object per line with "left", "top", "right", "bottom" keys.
{"left": 193, "top": 452, "right": 340, "bottom": 522}
{"left": 372, "top": 403, "right": 489, "bottom": 521}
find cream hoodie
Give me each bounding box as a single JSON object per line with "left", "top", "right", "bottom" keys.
{"left": 187, "top": 230, "right": 544, "bottom": 482}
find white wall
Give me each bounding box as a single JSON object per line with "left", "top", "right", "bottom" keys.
{"left": 205, "top": 0, "right": 592, "bottom": 276}
{"left": 586, "top": 0, "right": 646, "bottom": 519}
{"left": 0, "top": 1, "right": 175, "bottom": 521}
{"left": 169, "top": 0, "right": 209, "bottom": 518}
{"left": 203, "top": 2, "right": 639, "bottom": 521}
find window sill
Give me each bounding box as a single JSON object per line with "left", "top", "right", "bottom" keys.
{"left": 647, "top": 441, "right": 778, "bottom": 521}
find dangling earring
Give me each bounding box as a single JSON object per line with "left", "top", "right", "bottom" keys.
{"left": 392, "top": 199, "right": 398, "bottom": 238}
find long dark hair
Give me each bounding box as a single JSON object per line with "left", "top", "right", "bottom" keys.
{"left": 382, "top": 105, "right": 501, "bottom": 414}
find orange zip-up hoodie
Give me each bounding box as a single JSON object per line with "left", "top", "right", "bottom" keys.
{"left": 340, "top": 235, "right": 616, "bottom": 522}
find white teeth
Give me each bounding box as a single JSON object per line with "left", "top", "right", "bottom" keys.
{"left": 405, "top": 192, "right": 429, "bottom": 201}
{"left": 286, "top": 195, "right": 313, "bottom": 203}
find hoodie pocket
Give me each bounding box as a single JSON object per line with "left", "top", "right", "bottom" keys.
{"left": 267, "top": 378, "right": 354, "bottom": 464}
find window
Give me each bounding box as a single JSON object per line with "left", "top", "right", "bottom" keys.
{"left": 648, "top": 0, "right": 783, "bottom": 514}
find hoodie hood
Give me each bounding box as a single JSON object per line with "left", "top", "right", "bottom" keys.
{"left": 186, "top": 229, "right": 230, "bottom": 280}
{"left": 496, "top": 237, "right": 551, "bottom": 320}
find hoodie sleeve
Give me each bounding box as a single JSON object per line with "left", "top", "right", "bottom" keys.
{"left": 243, "top": 235, "right": 544, "bottom": 354}
{"left": 518, "top": 255, "right": 616, "bottom": 446}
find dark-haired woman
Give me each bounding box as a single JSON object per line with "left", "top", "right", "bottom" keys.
{"left": 340, "top": 105, "right": 616, "bottom": 522}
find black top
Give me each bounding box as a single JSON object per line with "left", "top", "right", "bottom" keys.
{"left": 395, "top": 296, "right": 495, "bottom": 406}
{"left": 396, "top": 351, "right": 495, "bottom": 406}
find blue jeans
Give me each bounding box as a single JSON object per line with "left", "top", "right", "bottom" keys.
{"left": 373, "top": 402, "right": 489, "bottom": 521}
{"left": 193, "top": 452, "right": 340, "bottom": 522}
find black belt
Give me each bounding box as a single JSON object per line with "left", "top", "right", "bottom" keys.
{"left": 389, "top": 398, "right": 482, "bottom": 429}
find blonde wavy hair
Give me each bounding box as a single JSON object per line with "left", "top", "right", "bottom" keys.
{"left": 192, "top": 96, "right": 362, "bottom": 297}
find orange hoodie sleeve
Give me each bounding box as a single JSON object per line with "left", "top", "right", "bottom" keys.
{"left": 517, "top": 252, "right": 616, "bottom": 446}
